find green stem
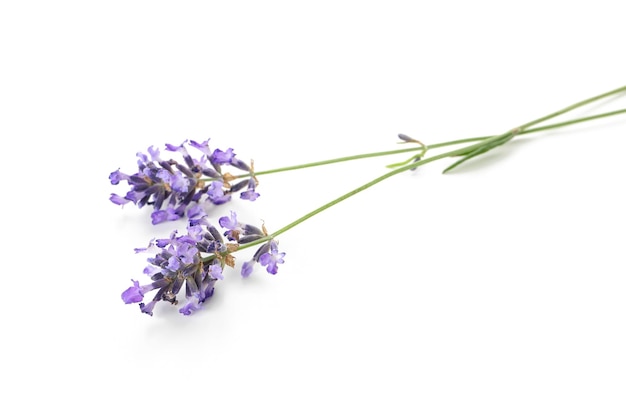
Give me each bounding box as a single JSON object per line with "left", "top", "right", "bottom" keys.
{"left": 236, "top": 107, "right": 626, "bottom": 178}
{"left": 427, "top": 108, "right": 626, "bottom": 150}
{"left": 233, "top": 87, "right": 626, "bottom": 253}
{"left": 235, "top": 145, "right": 471, "bottom": 252}
{"left": 439, "top": 85, "right": 626, "bottom": 173}
{"left": 518, "top": 85, "right": 626, "bottom": 130}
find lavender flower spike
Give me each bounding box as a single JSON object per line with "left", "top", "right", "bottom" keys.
{"left": 122, "top": 208, "right": 285, "bottom": 316}
{"left": 110, "top": 138, "right": 260, "bottom": 223}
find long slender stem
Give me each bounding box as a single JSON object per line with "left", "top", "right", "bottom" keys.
{"left": 518, "top": 85, "right": 626, "bottom": 130}
{"left": 235, "top": 145, "right": 466, "bottom": 252}
{"left": 427, "top": 108, "right": 626, "bottom": 150}
{"left": 439, "top": 85, "right": 626, "bottom": 173}
{"left": 233, "top": 87, "right": 626, "bottom": 253}
{"left": 241, "top": 107, "right": 626, "bottom": 178}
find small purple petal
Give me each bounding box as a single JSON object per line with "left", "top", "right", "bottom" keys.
{"left": 156, "top": 169, "right": 172, "bottom": 183}
{"left": 179, "top": 293, "right": 202, "bottom": 316}
{"left": 140, "top": 300, "right": 157, "bottom": 316}
{"left": 151, "top": 207, "right": 182, "bottom": 224}
{"left": 109, "top": 170, "right": 130, "bottom": 185}
{"left": 230, "top": 157, "right": 250, "bottom": 171}
{"left": 110, "top": 193, "right": 132, "bottom": 205}
{"left": 143, "top": 265, "right": 161, "bottom": 276}
{"left": 240, "top": 190, "right": 260, "bottom": 201}
{"left": 136, "top": 152, "right": 149, "bottom": 164}
{"left": 157, "top": 169, "right": 189, "bottom": 193}
{"left": 187, "top": 204, "right": 205, "bottom": 220}
{"left": 201, "top": 280, "right": 216, "bottom": 301}
{"left": 176, "top": 243, "right": 198, "bottom": 264}
{"left": 167, "top": 256, "right": 181, "bottom": 271}
{"left": 189, "top": 139, "right": 212, "bottom": 155}
{"left": 259, "top": 242, "right": 286, "bottom": 275}
{"left": 209, "top": 263, "right": 224, "bottom": 280}
{"left": 218, "top": 211, "right": 238, "bottom": 230}
{"left": 241, "top": 261, "right": 255, "bottom": 278}
{"left": 206, "top": 181, "right": 231, "bottom": 204}
{"left": 186, "top": 225, "right": 204, "bottom": 242}
{"left": 147, "top": 146, "right": 161, "bottom": 161}
{"left": 211, "top": 148, "right": 235, "bottom": 164}
{"left": 165, "top": 141, "right": 189, "bottom": 155}
{"left": 240, "top": 178, "right": 260, "bottom": 201}
{"left": 121, "top": 280, "right": 144, "bottom": 304}
{"left": 124, "top": 190, "right": 141, "bottom": 204}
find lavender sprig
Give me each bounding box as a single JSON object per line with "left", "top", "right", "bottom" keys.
{"left": 116, "top": 85, "right": 626, "bottom": 318}
{"left": 110, "top": 139, "right": 259, "bottom": 224}
{"left": 121, "top": 209, "right": 284, "bottom": 316}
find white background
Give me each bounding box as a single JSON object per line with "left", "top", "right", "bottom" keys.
{"left": 1, "top": 1, "right": 625, "bottom": 416}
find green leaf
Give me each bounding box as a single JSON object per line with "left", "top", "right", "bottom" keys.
{"left": 442, "top": 133, "right": 514, "bottom": 173}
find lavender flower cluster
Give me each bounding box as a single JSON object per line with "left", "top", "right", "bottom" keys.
{"left": 113, "top": 139, "right": 285, "bottom": 317}
{"left": 121, "top": 207, "right": 285, "bottom": 316}
{"left": 109, "top": 139, "right": 259, "bottom": 224}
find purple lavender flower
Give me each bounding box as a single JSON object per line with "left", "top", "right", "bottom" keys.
{"left": 216, "top": 211, "right": 285, "bottom": 278}
{"left": 240, "top": 178, "right": 260, "bottom": 201}
{"left": 121, "top": 278, "right": 170, "bottom": 304}
{"left": 211, "top": 148, "right": 235, "bottom": 165}
{"left": 140, "top": 300, "right": 157, "bottom": 316}
{"left": 259, "top": 241, "right": 286, "bottom": 274}
{"left": 122, "top": 207, "right": 284, "bottom": 316}
{"left": 241, "top": 260, "right": 255, "bottom": 278}
{"left": 110, "top": 193, "right": 132, "bottom": 205}
{"left": 209, "top": 263, "right": 224, "bottom": 280}
{"left": 206, "top": 181, "right": 231, "bottom": 205}
{"left": 110, "top": 139, "right": 259, "bottom": 223}
{"left": 239, "top": 240, "right": 285, "bottom": 278}
{"left": 109, "top": 170, "right": 130, "bottom": 185}
{"left": 218, "top": 211, "right": 264, "bottom": 243}
{"left": 179, "top": 277, "right": 216, "bottom": 315}
{"left": 121, "top": 220, "right": 223, "bottom": 315}
{"left": 121, "top": 280, "right": 143, "bottom": 303}
{"left": 151, "top": 205, "right": 184, "bottom": 224}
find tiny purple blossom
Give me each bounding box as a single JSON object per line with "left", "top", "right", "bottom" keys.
{"left": 209, "top": 263, "right": 224, "bottom": 280}
{"left": 121, "top": 280, "right": 144, "bottom": 304}
{"left": 188, "top": 139, "right": 211, "bottom": 156}
{"left": 143, "top": 265, "right": 161, "bottom": 276}
{"left": 151, "top": 207, "right": 182, "bottom": 224}
{"left": 240, "top": 178, "right": 260, "bottom": 201}
{"left": 165, "top": 141, "right": 189, "bottom": 155}
{"left": 147, "top": 146, "right": 161, "bottom": 161}
{"left": 186, "top": 225, "right": 204, "bottom": 242}
{"left": 241, "top": 261, "right": 255, "bottom": 278}
{"left": 140, "top": 300, "right": 157, "bottom": 316}
{"left": 179, "top": 293, "right": 203, "bottom": 316}
{"left": 211, "top": 148, "right": 235, "bottom": 164}
{"left": 206, "top": 181, "right": 231, "bottom": 204}
{"left": 187, "top": 205, "right": 205, "bottom": 221}
{"left": 240, "top": 189, "right": 260, "bottom": 201}
{"left": 176, "top": 243, "right": 199, "bottom": 264}
{"left": 136, "top": 151, "right": 149, "bottom": 164}
{"left": 167, "top": 256, "right": 181, "bottom": 271}
{"left": 259, "top": 241, "right": 286, "bottom": 275}
{"left": 110, "top": 193, "right": 132, "bottom": 205}
{"left": 109, "top": 170, "right": 130, "bottom": 185}
{"left": 218, "top": 211, "right": 238, "bottom": 230}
